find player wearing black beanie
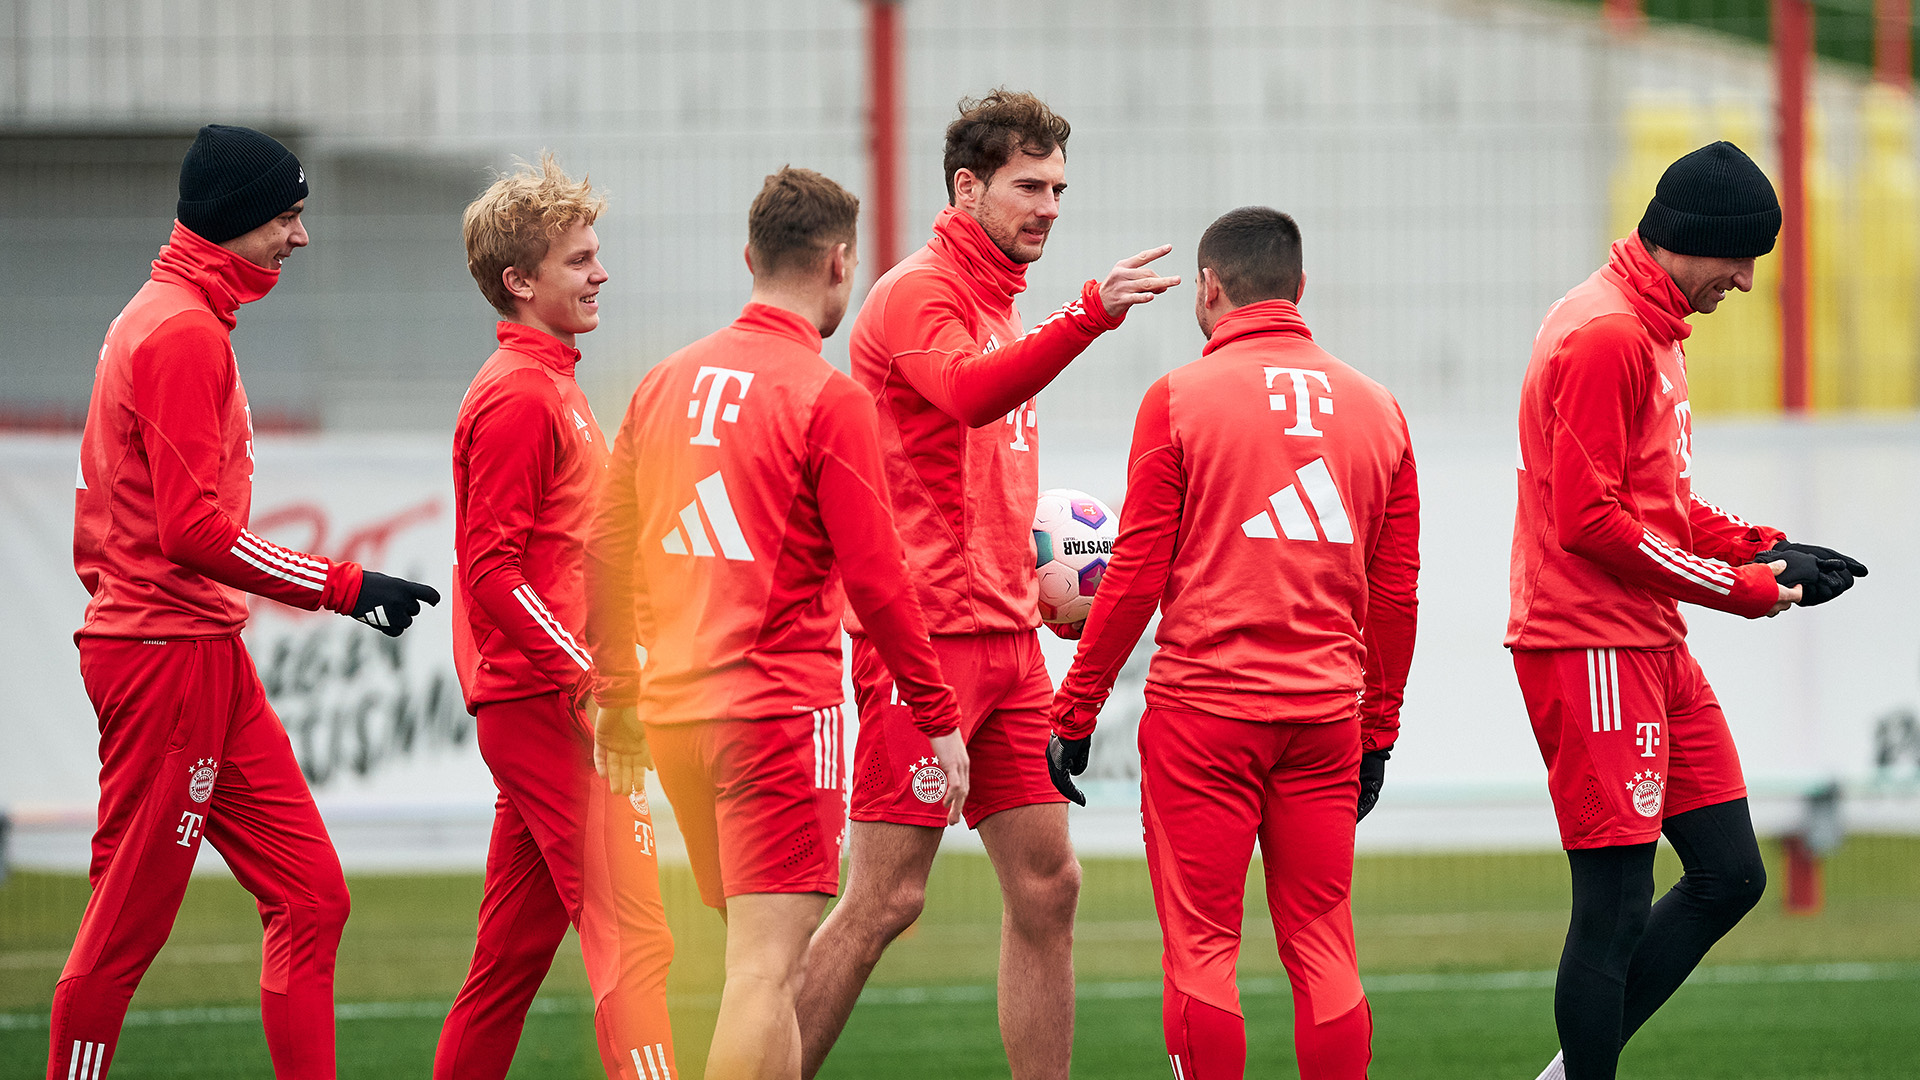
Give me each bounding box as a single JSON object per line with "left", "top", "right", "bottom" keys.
{"left": 177, "top": 123, "right": 310, "bottom": 244}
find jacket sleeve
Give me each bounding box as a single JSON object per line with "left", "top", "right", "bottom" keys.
{"left": 810, "top": 378, "right": 962, "bottom": 738}
{"left": 131, "top": 314, "right": 362, "bottom": 612}
{"left": 458, "top": 372, "right": 594, "bottom": 702}
{"left": 1547, "top": 316, "right": 1781, "bottom": 618}
{"left": 883, "top": 273, "right": 1125, "bottom": 428}
{"left": 1686, "top": 492, "right": 1785, "bottom": 563}
{"left": 1051, "top": 376, "right": 1183, "bottom": 740}
{"left": 584, "top": 391, "right": 648, "bottom": 709}
{"left": 1359, "top": 430, "right": 1420, "bottom": 754}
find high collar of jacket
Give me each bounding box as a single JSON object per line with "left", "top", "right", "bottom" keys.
{"left": 1202, "top": 298, "right": 1314, "bottom": 355}
{"left": 150, "top": 221, "right": 281, "bottom": 330}
{"left": 1602, "top": 231, "right": 1694, "bottom": 345}
{"left": 733, "top": 301, "right": 823, "bottom": 353}
{"left": 496, "top": 320, "right": 582, "bottom": 376}
{"left": 927, "top": 205, "right": 1028, "bottom": 308}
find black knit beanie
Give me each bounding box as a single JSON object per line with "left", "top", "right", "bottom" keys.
{"left": 1637, "top": 141, "right": 1780, "bottom": 259}
{"left": 176, "top": 125, "right": 309, "bottom": 244}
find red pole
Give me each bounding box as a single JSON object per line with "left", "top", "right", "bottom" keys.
{"left": 1875, "top": 0, "right": 1912, "bottom": 90}
{"left": 1604, "top": 0, "right": 1644, "bottom": 35}
{"left": 866, "top": 0, "right": 903, "bottom": 277}
{"left": 1776, "top": 0, "right": 1812, "bottom": 413}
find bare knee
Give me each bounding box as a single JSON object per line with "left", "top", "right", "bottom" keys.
{"left": 851, "top": 878, "right": 927, "bottom": 941}
{"left": 1003, "top": 854, "right": 1081, "bottom": 937}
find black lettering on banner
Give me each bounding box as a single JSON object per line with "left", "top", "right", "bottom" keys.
{"left": 259, "top": 619, "right": 471, "bottom": 786}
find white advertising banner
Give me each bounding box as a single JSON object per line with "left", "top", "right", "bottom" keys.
{"left": 4, "top": 421, "right": 1919, "bottom": 869}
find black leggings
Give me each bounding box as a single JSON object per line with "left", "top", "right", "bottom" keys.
{"left": 1556, "top": 798, "right": 1768, "bottom": 1080}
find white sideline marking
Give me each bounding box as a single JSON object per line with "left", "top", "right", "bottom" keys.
{"left": 1, "top": 962, "right": 1914, "bottom": 1030}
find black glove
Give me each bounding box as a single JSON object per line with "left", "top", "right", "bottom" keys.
{"left": 1047, "top": 734, "right": 1091, "bottom": 807}
{"left": 1755, "top": 547, "right": 1855, "bottom": 607}
{"left": 1771, "top": 541, "right": 1867, "bottom": 579}
{"left": 350, "top": 571, "right": 441, "bottom": 636}
{"left": 1357, "top": 748, "right": 1390, "bottom": 822}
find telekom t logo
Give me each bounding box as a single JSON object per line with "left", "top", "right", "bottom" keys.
{"left": 1637, "top": 721, "right": 1662, "bottom": 758}
{"left": 689, "top": 366, "right": 755, "bottom": 446}
{"left": 1672, "top": 400, "right": 1693, "bottom": 478}
{"left": 1265, "top": 367, "right": 1334, "bottom": 437}
{"left": 176, "top": 811, "right": 205, "bottom": 848}
{"left": 1006, "top": 403, "right": 1036, "bottom": 452}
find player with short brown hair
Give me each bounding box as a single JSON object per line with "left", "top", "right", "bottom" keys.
{"left": 587, "top": 166, "right": 965, "bottom": 1080}
{"left": 797, "top": 89, "right": 1179, "bottom": 1080}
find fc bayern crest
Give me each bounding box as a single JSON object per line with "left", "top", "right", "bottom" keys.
{"left": 1627, "top": 770, "right": 1665, "bottom": 818}
{"left": 910, "top": 757, "right": 948, "bottom": 804}
{"left": 187, "top": 758, "right": 218, "bottom": 804}
{"left": 628, "top": 787, "right": 650, "bottom": 817}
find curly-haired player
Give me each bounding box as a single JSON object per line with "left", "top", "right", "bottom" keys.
{"left": 436, "top": 154, "right": 675, "bottom": 1080}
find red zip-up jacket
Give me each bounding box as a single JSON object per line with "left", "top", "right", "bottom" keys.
{"left": 848, "top": 206, "right": 1125, "bottom": 636}
{"left": 452, "top": 322, "right": 606, "bottom": 712}
{"left": 1051, "top": 301, "right": 1420, "bottom": 753}
{"left": 74, "top": 222, "right": 363, "bottom": 640}
{"left": 585, "top": 303, "right": 961, "bottom": 736}
{"left": 1507, "top": 233, "right": 1785, "bottom": 651}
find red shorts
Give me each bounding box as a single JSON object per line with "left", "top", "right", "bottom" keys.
{"left": 849, "top": 630, "right": 1065, "bottom": 830}
{"left": 1513, "top": 644, "right": 1747, "bottom": 849}
{"left": 647, "top": 707, "right": 845, "bottom": 909}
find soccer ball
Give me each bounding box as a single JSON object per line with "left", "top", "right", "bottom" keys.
{"left": 1032, "top": 488, "right": 1118, "bottom": 633}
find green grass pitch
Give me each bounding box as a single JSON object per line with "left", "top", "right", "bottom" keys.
{"left": 4, "top": 837, "right": 1918, "bottom": 1078}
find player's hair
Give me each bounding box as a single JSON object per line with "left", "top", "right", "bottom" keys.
{"left": 1196, "top": 206, "right": 1304, "bottom": 306}
{"left": 462, "top": 152, "right": 606, "bottom": 317}
{"left": 748, "top": 166, "right": 860, "bottom": 278}
{"left": 943, "top": 89, "right": 1071, "bottom": 204}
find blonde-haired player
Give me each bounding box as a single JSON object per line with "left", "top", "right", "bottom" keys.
{"left": 436, "top": 153, "right": 676, "bottom": 1080}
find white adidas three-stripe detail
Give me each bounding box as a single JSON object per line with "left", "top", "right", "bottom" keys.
{"left": 68, "top": 1039, "right": 107, "bottom": 1080}
{"left": 661, "top": 471, "right": 755, "bottom": 561}
{"left": 512, "top": 585, "right": 592, "bottom": 671}
{"left": 230, "top": 530, "right": 327, "bottom": 591}
{"left": 1169, "top": 1053, "right": 1187, "bottom": 1080}
{"left": 813, "top": 707, "right": 842, "bottom": 790}
{"left": 1638, "top": 531, "right": 1733, "bottom": 596}
{"left": 1587, "top": 648, "right": 1622, "bottom": 733}
{"left": 632, "top": 1042, "right": 671, "bottom": 1080}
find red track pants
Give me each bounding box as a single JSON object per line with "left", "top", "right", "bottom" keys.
{"left": 1140, "top": 707, "right": 1373, "bottom": 1080}
{"left": 50, "top": 636, "right": 350, "bottom": 1080}
{"left": 433, "top": 692, "right": 675, "bottom": 1080}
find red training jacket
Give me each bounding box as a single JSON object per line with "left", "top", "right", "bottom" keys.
{"left": 1507, "top": 233, "right": 1785, "bottom": 651}
{"left": 74, "top": 222, "right": 363, "bottom": 640}
{"left": 1052, "top": 300, "right": 1420, "bottom": 754}
{"left": 452, "top": 322, "right": 607, "bottom": 712}
{"left": 585, "top": 303, "right": 962, "bottom": 736}
{"left": 848, "top": 206, "right": 1124, "bottom": 636}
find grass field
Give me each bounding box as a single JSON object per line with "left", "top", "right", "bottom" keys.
{"left": 4, "top": 836, "right": 1918, "bottom": 1078}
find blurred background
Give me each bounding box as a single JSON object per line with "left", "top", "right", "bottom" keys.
{"left": 2, "top": 1, "right": 1919, "bottom": 1077}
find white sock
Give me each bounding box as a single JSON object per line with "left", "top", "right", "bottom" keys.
{"left": 1533, "top": 1050, "right": 1565, "bottom": 1080}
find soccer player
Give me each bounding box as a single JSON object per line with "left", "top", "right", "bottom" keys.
{"left": 799, "top": 88, "right": 1179, "bottom": 1080}
{"left": 1508, "top": 143, "right": 1865, "bottom": 1080}
{"left": 437, "top": 155, "right": 675, "bottom": 1080}
{"left": 1046, "top": 208, "right": 1419, "bottom": 1080}
{"left": 584, "top": 166, "right": 965, "bottom": 1080}
{"left": 57, "top": 124, "right": 440, "bottom": 1080}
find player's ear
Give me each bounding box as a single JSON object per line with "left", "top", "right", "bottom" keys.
{"left": 743, "top": 244, "right": 756, "bottom": 276}
{"left": 828, "top": 242, "right": 852, "bottom": 287}
{"left": 502, "top": 264, "right": 535, "bottom": 303}
{"left": 1294, "top": 271, "right": 1306, "bottom": 304}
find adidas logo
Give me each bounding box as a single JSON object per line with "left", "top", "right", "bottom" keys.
{"left": 1241, "top": 457, "right": 1353, "bottom": 544}
{"left": 572, "top": 408, "right": 591, "bottom": 440}
{"left": 661, "top": 471, "right": 755, "bottom": 561}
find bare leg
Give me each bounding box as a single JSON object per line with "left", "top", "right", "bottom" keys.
{"left": 978, "top": 803, "right": 1081, "bottom": 1080}
{"left": 706, "top": 892, "right": 830, "bottom": 1080}
{"left": 796, "top": 821, "right": 943, "bottom": 1079}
